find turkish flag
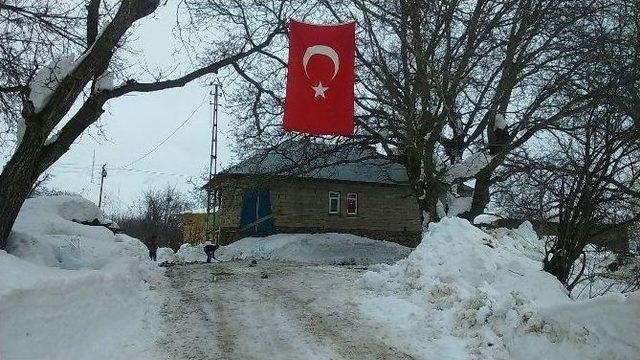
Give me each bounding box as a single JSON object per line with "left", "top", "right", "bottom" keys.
{"left": 283, "top": 20, "right": 355, "bottom": 136}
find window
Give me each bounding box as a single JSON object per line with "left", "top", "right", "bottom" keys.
{"left": 328, "top": 191, "right": 340, "bottom": 214}
{"left": 347, "top": 193, "right": 358, "bottom": 215}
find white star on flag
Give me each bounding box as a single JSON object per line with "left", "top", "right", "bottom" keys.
{"left": 312, "top": 82, "right": 328, "bottom": 98}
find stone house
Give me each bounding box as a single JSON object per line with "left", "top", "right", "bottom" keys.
{"left": 181, "top": 209, "right": 208, "bottom": 245}
{"left": 197, "top": 144, "right": 422, "bottom": 247}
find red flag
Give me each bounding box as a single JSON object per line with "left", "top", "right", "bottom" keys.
{"left": 283, "top": 20, "right": 355, "bottom": 136}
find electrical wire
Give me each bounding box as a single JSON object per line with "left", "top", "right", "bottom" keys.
{"left": 47, "top": 92, "right": 209, "bottom": 182}
{"left": 107, "top": 166, "right": 193, "bottom": 178}
{"left": 118, "top": 94, "right": 208, "bottom": 169}
{"left": 50, "top": 162, "right": 192, "bottom": 178}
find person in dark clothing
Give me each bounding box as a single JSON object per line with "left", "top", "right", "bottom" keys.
{"left": 148, "top": 235, "right": 158, "bottom": 261}
{"left": 203, "top": 241, "right": 219, "bottom": 263}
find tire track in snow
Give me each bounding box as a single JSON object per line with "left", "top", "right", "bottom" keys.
{"left": 158, "top": 265, "right": 220, "bottom": 359}
{"left": 158, "top": 261, "right": 416, "bottom": 360}
{"left": 253, "top": 265, "right": 417, "bottom": 360}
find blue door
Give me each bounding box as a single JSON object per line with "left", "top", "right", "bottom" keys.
{"left": 239, "top": 188, "right": 274, "bottom": 237}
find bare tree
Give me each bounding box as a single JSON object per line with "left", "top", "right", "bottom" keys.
{"left": 596, "top": 0, "right": 639, "bottom": 131}
{"left": 0, "top": 1, "right": 83, "bottom": 147}
{"left": 571, "top": 243, "right": 640, "bottom": 299}
{"left": 27, "top": 172, "right": 53, "bottom": 197}
{"left": 204, "top": 0, "right": 615, "bottom": 223}
{"left": 0, "top": 0, "right": 287, "bottom": 249}
{"left": 113, "top": 186, "right": 192, "bottom": 250}
{"left": 495, "top": 104, "right": 640, "bottom": 291}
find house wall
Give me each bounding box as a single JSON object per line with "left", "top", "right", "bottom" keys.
{"left": 182, "top": 213, "right": 207, "bottom": 245}
{"left": 214, "top": 175, "right": 422, "bottom": 247}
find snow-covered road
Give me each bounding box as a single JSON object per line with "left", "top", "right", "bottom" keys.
{"left": 157, "top": 261, "right": 416, "bottom": 360}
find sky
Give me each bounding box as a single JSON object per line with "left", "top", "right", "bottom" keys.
{"left": 45, "top": 3, "right": 238, "bottom": 215}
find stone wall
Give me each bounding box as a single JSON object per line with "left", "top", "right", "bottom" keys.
{"left": 213, "top": 174, "right": 422, "bottom": 246}
{"left": 182, "top": 213, "right": 207, "bottom": 245}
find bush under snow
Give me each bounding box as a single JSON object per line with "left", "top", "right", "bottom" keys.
{"left": 359, "top": 217, "right": 640, "bottom": 360}
{"left": 0, "top": 195, "right": 161, "bottom": 360}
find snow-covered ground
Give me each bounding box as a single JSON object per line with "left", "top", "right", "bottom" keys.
{"left": 2, "top": 196, "right": 638, "bottom": 359}
{"left": 172, "top": 233, "right": 411, "bottom": 265}
{"left": 158, "top": 261, "right": 417, "bottom": 359}
{"left": 156, "top": 218, "right": 638, "bottom": 359}
{"left": 0, "top": 196, "right": 162, "bottom": 360}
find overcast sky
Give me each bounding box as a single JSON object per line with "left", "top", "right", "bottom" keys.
{"left": 45, "top": 3, "right": 237, "bottom": 215}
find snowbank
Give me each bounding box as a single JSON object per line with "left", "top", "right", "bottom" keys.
{"left": 0, "top": 196, "right": 161, "bottom": 360}
{"left": 171, "top": 233, "right": 411, "bottom": 265}
{"left": 175, "top": 242, "right": 207, "bottom": 263}
{"left": 217, "top": 233, "right": 411, "bottom": 265}
{"left": 157, "top": 246, "right": 177, "bottom": 263}
{"left": 359, "top": 217, "right": 640, "bottom": 359}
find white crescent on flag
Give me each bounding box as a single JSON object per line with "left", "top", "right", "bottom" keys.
{"left": 303, "top": 45, "right": 340, "bottom": 80}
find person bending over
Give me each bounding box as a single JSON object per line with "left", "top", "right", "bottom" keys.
{"left": 203, "top": 241, "right": 219, "bottom": 263}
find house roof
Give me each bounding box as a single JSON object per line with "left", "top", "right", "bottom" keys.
{"left": 215, "top": 141, "right": 409, "bottom": 185}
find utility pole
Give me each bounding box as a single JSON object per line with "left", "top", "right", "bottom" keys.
{"left": 91, "top": 149, "right": 96, "bottom": 183}
{"left": 206, "top": 82, "right": 220, "bottom": 245}
{"left": 98, "top": 164, "right": 107, "bottom": 208}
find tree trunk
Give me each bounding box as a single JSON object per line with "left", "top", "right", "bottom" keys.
{"left": 0, "top": 132, "right": 45, "bottom": 249}
{"left": 543, "top": 232, "right": 584, "bottom": 289}
{"left": 543, "top": 250, "right": 582, "bottom": 287}
{"left": 406, "top": 166, "right": 445, "bottom": 226}
{"left": 461, "top": 168, "right": 492, "bottom": 222}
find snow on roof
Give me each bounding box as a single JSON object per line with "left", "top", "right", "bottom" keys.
{"left": 180, "top": 208, "right": 208, "bottom": 215}
{"left": 180, "top": 206, "right": 219, "bottom": 215}
{"left": 216, "top": 141, "right": 409, "bottom": 185}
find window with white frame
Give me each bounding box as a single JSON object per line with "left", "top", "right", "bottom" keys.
{"left": 328, "top": 191, "right": 340, "bottom": 214}
{"left": 346, "top": 193, "right": 358, "bottom": 215}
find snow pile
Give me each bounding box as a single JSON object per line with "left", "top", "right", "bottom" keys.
{"left": 157, "top": 247, "right": 177, "bottom": 263}
{"left": 217, "top": 233, "right": 411, "bottom": 265}
{"left": 175, "top": 242, "right": 207, "bottom": 263}
{"left": 0, "top": 195, "right": 161, "bottom": 360}
{"left": 358, "top": 217, "right": 640, "bottom": 359}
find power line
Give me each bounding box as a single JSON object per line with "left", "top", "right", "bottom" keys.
{"left": 119, "top": 94, "right": 208, "bottom": 169}
{"left": 107, "top": 166, "right": 194, "bottom": 178}
{"left": 50, "top": 163, "right": 193, "bottom": 179}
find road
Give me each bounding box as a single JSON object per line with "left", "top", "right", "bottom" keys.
{"left": 156, "top": 261, "right": 416, "bottom": 360}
